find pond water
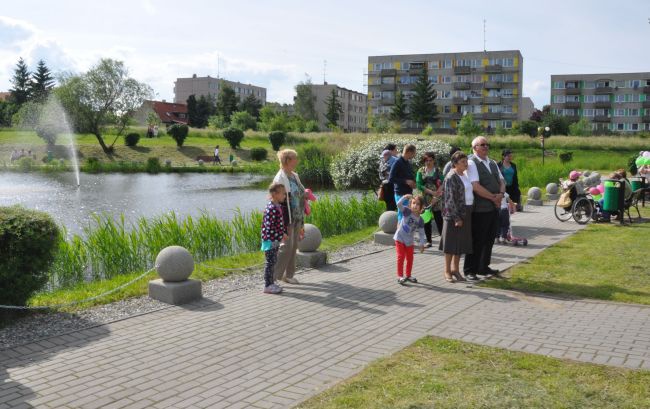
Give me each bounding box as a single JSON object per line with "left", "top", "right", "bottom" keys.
{"left": 0, "top": 172, "right": 362, "bottom": 236}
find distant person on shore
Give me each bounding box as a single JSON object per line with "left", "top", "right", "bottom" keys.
{"left": 260, "top": 182, "right": 288, "bottom": 294}
{"left": 9, "top": 150, "right": 19, "bottom": 162}
{"left": 393, "top": 194, "right": 426, "bottom": 285}
{"left": 213, "top": 145, "right": 222, "bottom": 165}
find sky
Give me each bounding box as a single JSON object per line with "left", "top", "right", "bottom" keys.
{"left": 1, "top": 0, "right": 649, "bottom": 109}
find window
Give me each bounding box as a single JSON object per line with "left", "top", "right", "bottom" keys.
{"left": 442, "top": 120, "right": 451, "bottom": 128}
{"left": 382, "top": 62, "right": 394, "bottom": 69}
{"left": 502, "top": 89, "right": 514, "bottom": 97}
{"left": 583, "top": 109, "right": 594, "bottom": 117}
{"left": 489, "top": 58, "right": 502, "bottom": 66}
{"left": 595, "top": 109, "right": 606, "bottom": 116}
{"left": 503, "top": 58, "right": 514, "bottom": 67}
{"left": 630, "top": 80, "right": 640, "bottom": 88}
{"left": 616, "top": 123, "right": 625, "bottom": 131}
{"left": 553, "top": 81, "right": 565, "bottom": 89}
{"left": 429, "top": 60, "right": 439, "bottom": 69}
{"left": 502, "top": 120, "right": 513, "bottom": 128}
{"left": 630, "top": 123, "right": 639, "bottom": 131}
{"left": 629, "top": 108, "right": 639, "bottom": 116}
{"left": 442, "top": 59, "right": 452, "bottom": 68}
{"left": 455, "top": 75, "right": 470, "bottom": 82}
{"left": 566, "top": 95, "right": 579, "bottom": 102}
{"left": 442, "top": 76, "right": 452, "bottom": 84}
{"left": 373, "top": 63, "right": 382, "bottom": 71}
{"left": 596, "top": 80, "right": 610, "bottom": 88}
{"left": 584, "top": 81, "right": 595, "bottom": 89}
{"left": 428, "top": 76, "right": 438, "bottom": 84}
{"left": 595, "top": 95, "right": 609, "bottom": 102}
{"left": 471, "top": 59, "right": 481, "bottom": 68}
{"left": 503, "top": 105, "right": 513, "bottom": 113}
{"left": 440, "top": 90, "right": 451, "bottom": 99}
{"left": 553, "top": 95, "right": 566, "bottom": 103}
{"left": 615, "top": 94, "right": 626, "bottom": 103}
{"left": 614, "top": 109, "right": 625, "bottom": 117}
{"left": 615, "top": 80, "right": 626, "bottom": 88}
{"left": 584, "top": 95, "right": 595, "bottom": 103}
{"left": 401, "top": 62, "right": 410, "bottom": 70}
{"left": 488, "top": 89, "right": 501, "bottom": 97}
{"left": 564, "top": 109, "right": 576, "bottom": 116}
{"left": 471, "top": 74, "right": 482, "bottom": 83}
{"left": 381, "top": 77, "right": 394, "bottom": 84}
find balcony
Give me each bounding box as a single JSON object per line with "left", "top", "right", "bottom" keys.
{"left": 643, "top": 86, "right": 650, "bottom": 94}
{"left": 484, "top": 81, "right": 502, "bottom": 89}
{"left": 643, "top": 115, "right": 650, "bottom": 123}
{"left": 485, "top": 65, "right": 502, "bottom": 73}
{"left": 501, "top": 113, "right": 517, "bottom": 120}
{"left": 565, "top": 88, "right": 581, "bottom": 95}
{"left": 452, "top": 97, "right": 470, "bottom": 105}
{"left": 595, "top": 86, "right": 613, "bottom": 94}
{"left": 594, "top": 101, "right": 611, "bottom": 109}
{"left": 453, "top": 66, "right": 471, "bottom": 75}
{"left": 408, "top": 64, "right": 426, "bottom": 74}
{"left": 397, "top": 83, "right": 415, "bottom": 90}
{"left": 483, "top": 96, "right": 501, "bottom": 105}
{"left": 380, "top": 68, "right": 396, "bottom": 76}
{"left": 483, "top": 112, "right": 502, "bottom": 120}
{"left": 593, "top": 115, "right": 611, "bottom": 122}
{"left": 565, "top": 101, "right": 580, "bottom": 109}
{"left": 453, "top": 82, "right": 471, "bottom": 90}
{"left": 380, "top": 97, "right": 394, "bottom": 106}
{"left": 472, "top": 113, "right": 484, "bottom": 120}
{"left": 449, "top": 112, "right": 463, "bottom": 120}
{"left": 642, "top": 100, "right": 650, "bottom": 109}
{"left": 380, "top": 83, "right": 395, "bottom": 91}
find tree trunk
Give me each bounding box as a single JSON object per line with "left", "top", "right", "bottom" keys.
{"left": 93, "top": 132, "right": 113, "bottom": 154}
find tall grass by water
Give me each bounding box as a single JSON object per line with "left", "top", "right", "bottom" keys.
{"left": 47, "top": 193, "right": 384, "bottom": 290}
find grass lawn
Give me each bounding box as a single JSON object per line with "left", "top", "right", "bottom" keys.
{"left": 26, "top": 226, "right": 379, "bottom": 312}
{"left": 297, "top": 337, "right": 650, "bottom": 409}
{"left": 482, "top": 206, "right": 650, "bottom": 305}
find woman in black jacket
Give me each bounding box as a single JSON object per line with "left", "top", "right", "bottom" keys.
{"left": 498, "top": 149, "right": 521, "bottom": 210}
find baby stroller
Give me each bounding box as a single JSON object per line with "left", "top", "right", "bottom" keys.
{"left": 496, "top": 202, "right": 528, "bottom": 246}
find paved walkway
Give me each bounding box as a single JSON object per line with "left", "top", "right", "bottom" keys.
{"left": 2, "top": 206, "right": 650, "bottom": 409}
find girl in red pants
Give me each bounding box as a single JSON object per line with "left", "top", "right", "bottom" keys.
{"left": 393, "top": 194, "right": 426, "bottom": 285}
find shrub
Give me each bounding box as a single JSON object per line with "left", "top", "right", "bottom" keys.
{"left": 125, "top": 132, "right": 140, "bottom": 147}
{"left": 559, "top": 152, "right": 573, "bottom": 163}
{"left": 457, "top": 113, "right": 482, "bottom": 137}
{"left": 230, "top": 111, "right": 257, "bottom": 131}
{"left": 305, "top": 120, "right": 320, "bottom": 132}
{"left": 543, "top": 114, "right": 571, "bottom": 136}
{"left": 369, "top": 115, "right": 390, "bottom": 134}
{"left": 250, "top": 147, "right": 268, "bottom": 161}
{"left": 520, "top": 120, "right": 539, "bottom": 137}
{"left": 0, "top": 206, "right": 59, "bottom": 306}
{"left": 332, "top": 137, "right": 451, "bottom": 189}
{"left": 168, "top": 124, "right": 189, "bottom": 147}
{"left": 84, "top": 157, "right": 101, "bottom": 173}
{"left": 568, "top": 118, "right": 592, "bottom": 137}
{"left": 17, "top": 157, "right": 33, "bottom": 172}
{"left": 495, "top": 125, "right": 509, "bottom": 136}
{"left": 146, "top": 157, "right": 161, "bottom": 173}
{"left": 268, "top": 131, "right": 287, "bottom": 151}
{"left": 421, "top": 125, "right": 434, "bottom": 136}
{"left": 208, "top": 115, "right": 228, "bottom": 129}
{"left": 223, "top": 127, "right": 245, "bottom": 149}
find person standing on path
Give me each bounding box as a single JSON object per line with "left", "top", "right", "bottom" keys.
{"left": 273, "top": 149, "right": 306, "bottom": 285}
{"left": 260, "top": 182, "right": 288, "bottom": 294}
{"left": 393, "top": 194, "right": 426, "bottom": 285}
{"left": 416, "top": 151, "right": 443, "bottom": 246}
{"left": 440, "top": 151, "right": 472, "bottom": 282}
{"left": 463, "top": 136, "right": 505, "bottom": 280}
{"left": 388, "top": 144, "right": 417, "bottom": 221}
{"left": 498, "top": 149, "right": 521, "bottom": 210}
{"left": 378, "top": 144, "right": 399, "bottom": 211}
{"left": 214, "top": 145, "right": 222, "bottom": 165}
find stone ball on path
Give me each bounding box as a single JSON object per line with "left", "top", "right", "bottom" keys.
{"left": 546, "top": 183, "right": 559, "bottom": 195}
{"left": 379, "top": 211, "right": 398, "bottom": 234}
{"left": 298, "top": 223, "right": 322, "bottom": 252}
{"left": 155, "top": 246, "right": 194, "bottom": 282}
{"left": 527, "top": 187, "right": 542, "bottom": 200}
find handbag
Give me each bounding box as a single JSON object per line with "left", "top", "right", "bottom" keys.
{"left": 377, "top": 184, "right": 385, "bottom": 201}
{"left": 556, "top": 190, "right": 572, "bottom": 208}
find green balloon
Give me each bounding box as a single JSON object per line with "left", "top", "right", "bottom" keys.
{"left": 636, "top": 157, "right": 644, "bottom": 167}
{"left": 421, "top": 209, "right": 433, "bottom": 223}
{"left": 644, "top": 157, "right": 650, "bottom": 166}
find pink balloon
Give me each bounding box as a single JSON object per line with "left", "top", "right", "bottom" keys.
{"left": 597, "top": 184, "right": 604, "bottom": 194}
{"left": 589, "top": 187, "right": 600, "bottom": 196}
{"left": 644, "top": 151, "right": 650, "bottom": 158}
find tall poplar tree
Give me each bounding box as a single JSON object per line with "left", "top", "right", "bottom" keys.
{"left": 9, "top": 57, "right": 31, "bottom": 106}
{"left": 324, "top": 88, "right": 343, "bottom": 128}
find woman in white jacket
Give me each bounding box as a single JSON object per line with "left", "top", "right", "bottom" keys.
{"left": 273, "top": 149, "right": 306, "bottom": 284}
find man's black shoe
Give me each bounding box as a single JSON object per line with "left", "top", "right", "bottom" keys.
{"left": 484, "top": 267, "right": 500, "bottom": 276}
{"left": 465, "top": 274, "right": 479, "bottom": 281}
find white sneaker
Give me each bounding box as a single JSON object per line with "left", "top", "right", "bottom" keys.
{"left": 282, "top": 277, "right": 299, "bottom": 284}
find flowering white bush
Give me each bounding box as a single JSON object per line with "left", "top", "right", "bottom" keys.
{"left": 331, "top": 137, "right": 451, "bottom": 189}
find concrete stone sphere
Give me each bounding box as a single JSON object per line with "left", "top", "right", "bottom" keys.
{"left": 298, "top": 223, "right": 322, "bottom": 252}
{"left": 197, "top": 159, "right": 204, "bottom": 166}
{"left": 231, "top": 160, "right": 238, "bottom": 166}
{"left": 546, "top": 183, "right": 559, "bottom": 195}
{"left": 155, "top": 246, "right": 194, "bottom": 282}
{"left": 379, "top": 211, "right": 398, "bottom": 234}
{"left": 527, "top": 187, "right": 542, "bottom": 200}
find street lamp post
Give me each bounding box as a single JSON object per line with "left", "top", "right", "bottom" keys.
{"left": 538, "top": 126, "right": 550, "bottom": 165}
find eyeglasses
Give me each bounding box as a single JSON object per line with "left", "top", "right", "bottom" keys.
{"left": 474, "top": 143, "right": 490, "bottom": 148}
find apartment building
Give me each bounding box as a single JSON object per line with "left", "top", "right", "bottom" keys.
{"left": 368, "top": 50, "right": 523, "bottom": 132}
{"left": 550, "top": 73, "right": 650, "bottom": 133}
{"left": 174, "top": 75, "right": 266, "bottom": 105}
{"left": 309, "top": 83, "right": 367, "bottom": 132}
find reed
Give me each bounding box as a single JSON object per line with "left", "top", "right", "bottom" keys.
{"left": 46, "top": 193, "right": 382, "bottom": 290}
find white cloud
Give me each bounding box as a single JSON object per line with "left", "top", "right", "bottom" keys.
{"left": 141, "top": 0, "right": 157, "bottom": 15}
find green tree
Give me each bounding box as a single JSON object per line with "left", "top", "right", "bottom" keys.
{"left": 457, "top": 113, "right": 482, "bottom": 137}
{"left": 230, "top": 111, "right": 257, "bottom": 131}
{"left": 30, "top": 60, "right": 55, "bottom": 102}
{"left": 216, "top": 83, "right": 238, "bottom": 123}
{"left": 294, "top": 79, "right": 317, "bottom": 121}
{"left": 9, "top": 57, "right": 31, "bottom": 106}
{"left": 0, "top": 101, "right": 17, "bottom": 126}
{"left": 520, "top": 120, "right": 539, "bottom": 137}
{"left": 542, "top": 113, "right": 572, "bottom": 136}
{"left": 186, "top": 94, "right": 198, "bottom": 126}
{"left": 324, "top": 88, "right": 343, "bottom": 128}
{"left": 390, "top": 90, "right": 408, "bottom": 124}
{"left": 568, "top": 117, "right": 592, "bottom": 136}
{"left": 195, "top": 95, "right": 215, "bottom": 128}
{"left": 238, "top": 94, "right": 262, "bottom": 119}
{"left": 409, "top": 68, "right": 437, "bottom": 128}
{"left": 56, "top": 58, "right": 153, "bottom": 154}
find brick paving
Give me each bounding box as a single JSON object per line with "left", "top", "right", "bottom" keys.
{"left": 1, "top": 205, "right": 649, "bottom": 408}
